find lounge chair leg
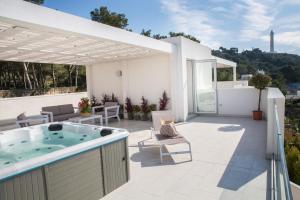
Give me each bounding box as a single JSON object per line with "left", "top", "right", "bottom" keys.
{"left": 188, "top": 143, "right": 192, "bottom": 161}
{"left": 160, "top": 145, "right": 163, "bottom": 163}
{"left": 117, "top": 115, "right": 120, "bottom": 122}
{"left": 105, "top": 118, "right": 108, "bottom": 126}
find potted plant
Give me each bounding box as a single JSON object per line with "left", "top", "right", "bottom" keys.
{"left": 125, "top": 97, "right": 134, "bottom": 120}
{"left": 101, "top": 93, "right": 110, "bottom": 104}
{"left": 159, "top": 91, "right": 170, "bottom": 110}
{"left": 119, "top": 104, "right": 124, "bottom": 119}
{"left": 78, "top": 97, "right": 92, "bottom": 117}
{"left": 133, "top": 105, "right": 141, "bottom": 120}
{"left": 249, "top": 73, "right": 271, "bottom": 120}
{"left": 140, "top": 96, "right": 150, "bottom": 121}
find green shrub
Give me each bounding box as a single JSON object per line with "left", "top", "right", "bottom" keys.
{"left": 133, "top": 105, "right": 141, "bottom": 120}
{"left": 285, "top": 146, "right": 300, "bottom": 184}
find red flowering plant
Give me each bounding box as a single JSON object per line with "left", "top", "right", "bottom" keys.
{"left": 159, "top": 91, "right": 169, "bottom": 110}
{"left": 78, "top": 97, "right": 92, "bottom": 113}
{"left": 140, "top": 96, "right": 150, "bottom": 121}
{"left": 125, "top": 97, "right": 134, "bottom": 120}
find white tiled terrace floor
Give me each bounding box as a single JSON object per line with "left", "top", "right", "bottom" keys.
{"left": 105, "top": 116, "right": 271, "bottom": 200}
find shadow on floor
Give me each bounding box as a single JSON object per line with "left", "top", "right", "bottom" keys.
{"left": 130, "top": 139, "right": 192, "bottom": 167}
{"left": 218, "top": 125, "right": 243, "bottom": 132}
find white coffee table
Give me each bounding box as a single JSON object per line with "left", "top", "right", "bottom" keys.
{"left": 68, "top": 114, "right": 103, "bottom": 126}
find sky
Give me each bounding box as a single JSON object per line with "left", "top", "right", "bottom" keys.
{"left": 44, "top": 0, "right": 300, "bottom": 55}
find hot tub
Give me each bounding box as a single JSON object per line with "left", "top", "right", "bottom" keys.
{"left": 0, "top": 122, "right": 130, "bottom": 200}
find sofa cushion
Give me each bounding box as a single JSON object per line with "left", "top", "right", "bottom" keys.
{"left": 42, "top": 106, "right": 61, "bottom": 116}
{"left": 59, "top": 104, "right": 74, "bottom": 114}
{"left": 53, "top": 113, "right": 79, "bottom": 121}
{"left": 104, "top": 102, "right": 118, "bottom": 107}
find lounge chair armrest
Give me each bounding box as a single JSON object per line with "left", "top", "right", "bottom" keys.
{"left": 41, "top": 111, "right": 53, "bottom": 122}
{"left": 92, "top": 105, "right": 104, "bottom": 114}
{"left": 16, "top": 117, "right": 49, "bottom": 127}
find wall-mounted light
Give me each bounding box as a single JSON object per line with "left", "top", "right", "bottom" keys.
{"left": 116, "top": 70, "right": 122, "bottom": 77}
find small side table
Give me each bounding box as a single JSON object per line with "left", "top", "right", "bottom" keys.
{"left": 68, "top": 115, "right": 103, "bottom": 126}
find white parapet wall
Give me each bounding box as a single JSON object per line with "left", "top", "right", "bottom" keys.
{"left": 0, "top": 92, "right": 87, "bottom": 121}
{"left": 291, "top": 181, "right": 300, "bottom": 199}
{"left": 217, "top": 80, "right": 248, "bottom": 89}
{"left": 217, "top": 87, "right": 267, "bottom": 117}
{"left": 265, "top": 87, "right": 285, "bottom": 159}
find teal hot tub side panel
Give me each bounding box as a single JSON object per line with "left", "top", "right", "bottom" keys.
{"left": 0, "top": 168, "right": 46, "bottom": 200}
{"left": 44, "top": 148, "right": 104, "bottom": 200}
{"left": 101, "top": 139, "right": 129, "bottom": 194}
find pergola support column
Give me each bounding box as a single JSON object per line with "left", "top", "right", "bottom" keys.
{"left": 233, "top": 67, "right": 237, "bottom": 82}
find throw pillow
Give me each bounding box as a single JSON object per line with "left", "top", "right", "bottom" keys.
{"left": 160, "top": 123, "right": 178, "bottom": 137}
{"left": 17, "top": 112, "right": 29, "bottom": 127}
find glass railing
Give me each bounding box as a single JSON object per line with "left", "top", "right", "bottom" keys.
{"left": 273, "top": 103, "right": 293, "bottom": 200}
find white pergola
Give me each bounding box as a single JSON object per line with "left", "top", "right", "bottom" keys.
{"left": 213, "top": 56, "right": 237, "bottom": 81}
{"left": 0, "top": 0, "right": 173, "bottom": 65}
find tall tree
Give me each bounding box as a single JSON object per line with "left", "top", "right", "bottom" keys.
{"left": 24, "top": 0, "right": 44, "bottom": 5}
{"left": 51, "top": 64, "right": 56, "bottom": 88}
{"left": 31, "top": 64, "right": 39, "bottom": 89}
{"left": 75, "top": 66, "right": 79, "bottom": 88}
{"left": 23, "top": 62, "right": 32, "bottom": 90}
{"left": 90, "top": 7, "right": 128, "bottom": 29}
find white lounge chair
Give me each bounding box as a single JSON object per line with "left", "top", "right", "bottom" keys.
{"left": 92, "top": 102, "right": 120, "bottom": 125}
{"left": 16, "top": 114, "right": 49, "bottom": 127}
{"left": 141, "top": 111, "right": 192, "bottom": 163}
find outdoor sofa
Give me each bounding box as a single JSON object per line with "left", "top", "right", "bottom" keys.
{"left": 41, "top": 104, "right": 79, "bottom": 122}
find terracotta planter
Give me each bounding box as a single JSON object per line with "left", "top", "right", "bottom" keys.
{"left": 252, "top": 111, "right": 262, "bottom": 120}
{"left": 80, "top": 112, "right": 91, "bottom": 117}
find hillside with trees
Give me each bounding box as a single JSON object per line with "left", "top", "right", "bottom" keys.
{"left": 212, "top": 47, "right": 300, "bottom": 93}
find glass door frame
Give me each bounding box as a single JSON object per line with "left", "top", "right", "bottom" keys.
{"left": 191, "top": 59, "right": 218, "bottom": 115}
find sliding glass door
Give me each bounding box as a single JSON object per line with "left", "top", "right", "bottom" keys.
{"left": 193, "top": 60, "right": 217, "bottom": 114}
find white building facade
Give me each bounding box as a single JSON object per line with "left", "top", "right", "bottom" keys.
{"left": 0, "top": 0, "right": 237, "bottom": 121}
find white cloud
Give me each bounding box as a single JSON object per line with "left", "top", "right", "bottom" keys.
{"left": 275, "top": 14, "right": 300, "bottom": 30}
{"left": 240, "top": 0, "right": 274, "bottom": 41}
{"left": 283, "top": 0, "right": 300, "bottom": 5}
{"left": 160, "top": 0, "right": 224, "bottom": 48}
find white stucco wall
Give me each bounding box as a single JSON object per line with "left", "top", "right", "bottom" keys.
{"left": 187, "top": 61, "right": 194, "bottom": 113}
{"left": 163, "top": 37, "right": 213, "bottom": 120}
{"left": 124, "top": 55, "right": 171, "bottom": 106}
{"left": 218, "top": 87, "right": 268, "bottom": 117}
{"left": 88, "top": 62, "right": 123, "bottom": 102}
{"left": 89, "top": 54, "right": 171, "bottom": 106}
{"left": 0, "top": 92, "right": 87, "bottom": 121}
